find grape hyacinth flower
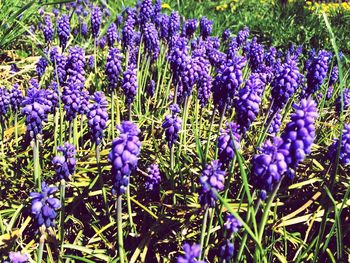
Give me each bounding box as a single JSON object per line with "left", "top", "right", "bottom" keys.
{"left": 251, "top": 137, "right": 288, "bottom": 199}
{"left": 219, "top": 240, "right": 235, "bottom": 262}
{"left": 237, "top": 26, "right": 249, "bottom": 47}
{"left": 197, "top": 75, "right": 212, "bottom": 108}
{"left": 45, "top": 83, "right": 59, "bottom": 113}
{"left": 145, "top": 163, "right": 161, "bottom": 191}
{"left": 121, "top": 63, "right": 138, "bottom": 105}
{"left": 335, "top": 88, "right": 350, "bottom": 113}
{"left": 305, "top": 50, "right": 331, "bottom": 97}
{"left": 0, "top": 87, "right": 10, "bottom": 116}
{"left": 235, "top": 73, "right": 266, "bottom": 134}
{"left": 81, "top": 22, "right": 88, "bottom": 37}
{"left": 162, "top": 104, "right": 182, "bottom": 149}
{"left": 218, "top": 122, "right": 241, "bottom": 167}
{"left": 42, "top": 15, "right": 53, "bottom": 43}
{"left": 105, "top": 47, "right": 122, "bottom": 90}
{"left": 168, "top": 12, "right": 180, "bottom": 39}
{"left": 156, "top": 14, "right": 169, "bottom": 40}
{"left": 221, "top": 28, "right": 231, "bottom": 42}
{"left": 182, "top": 18, "right": 197, "bottom": 38}
{"left": 177, "top": 243, "right": 204, "bottom": 263}
{"left": 143, "top": 22, "right": 160, "bottom": 61}
{"left": 146, "top": 79, "right": 156, "bottom": 97}
{"left": 66, "top": 46, "right": 86, "bottom": 88}
{"left": 52, "top": 143, "right": 77, "bottom": 181}
{"left": 326, "top": 66, "right": 338, "bottom": 100}
{"left": 107, "top": 23, "right": 118, "bottom": 47}
{"left": 10, "top": 63, "right": 19, "bottom": 73}
{"left": 5, "top": 251, "right": 29, "bottom": 263}
{"left": 328, "top": 124, "right": 350, "bottom": 166}
{"left": 57, "top": 15, "right": 70, "bottom": 50}
{"left": 36, "top": 56, "right": 48, "bottom": 78}
{"left": 50, "top": 47, "right": 67, "bottom": 85}
{"left": 139, "top": 0, "right": 154, "bottom": 25}
{"left": 99, "top": 36, "right": 107, "bottom": 49}
{"left": 122, "top": 9, "right": 136, "bottom": 48}
{"left": 30, "top": 182, "right": 61, "bottom": 229}
{"left": 268, "top": 110, "right": 282, "bottom": 135}
{"left": 62, "top": 84, "right": 82, "bottom": 122}
{"left": 87, "top": 91, "right": 108, "bottom": 145}
{"left": 279, "top": 98, "right": 318, "bottom": 178}
{"left": 109, "top": 121, "right": 142, "bottom": 195}
{"left": 271, "top": 58, "right": 303, "bottom": 112}
{"left": 10, "top": 83, "right": 23, "bottom": 112}
{"left": 245, "top": 38, "right": 264, "bottom": 72}
{"left": 224, "top": 214, "right": 243, "bottom": 235}
{"left": 199, "top": 160, "right": 225, "bottom": 208}
{"left": 199, "top": 16, "right": 213, "bottom": 39}
{"left": 88, "top": 55, "right": 94, "bottom": 70}
{"left": 91, "top": 6, "right": 102, "bottom": 39}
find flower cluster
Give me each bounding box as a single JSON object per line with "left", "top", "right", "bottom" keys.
{"left": 139, "top": 0, "right": 154, "bottom": 25}
{"left": 199, "top": 160, "right": 225, "bottom": 208}
{"left": 143, "top": 22, "right": 160, "bottom": 61}
{"left": 50, "top": 47, "right": 67, "bottom": 85}
{"left": 4, "top": 251, "right": 29, "bottom": 263}
{"left": 57, "top": 15, "right": 70, "bottom": 50}
{"left": 328, "top": 124, "right": 350, "bottom": 166}
{"left": 36, "top": 56, "right": 48, "bottom": 78}
{"left": 30, "top": 182, "right": 61, "bottom": 229}
{"left": 183, "top": 18, "right": 197, "bottom": 38}
{"left": 121, "top": 63, "right": 138, "bottom": 105}
{"left": 177, "top": 243, "right": 204, "bottom": 263}
{"left": 145, "top": 163, "right": 161, "bottom": 191}
{"left": 42, "top": 15, "right": 53, "bottom": 43}
{"left": 66, "top": 46, "right": 86, "bottom": 88}
{"left": 10, "top": 84, "right": 23, "bottom": 112}
{"left": 109, "top": 121, "right": 142, "bottom": 195}
{"left": 237, "top": 26, "right": 249, "bottom": 46}
{"left": 52, "top": 143, "right": 77, "bottom": 181}
{"left": 218, "top": 122, "right": 241, "bottom": 167}
{"left": 91, "top": 6, "right": 102, "bottom": 39}
{"left": 105, "top": 47, "right": 122, "bottom": 90}
{"left": 335, "top": 88, "right": 350, "bottom": 113}
{"left": 199, "top": 16, "right": 213, "bottom": 39}
{"left": 0, "top": 87, "right": 10, "bottom": 116}
{"left": 62, "top": 84, "right": 89, "bottom": 121}
{"left": 162, "top": 104, "right": 182, "bottom": 149}
{"left": 87, "top": 91, "right": 109, "bottom": 145}
{"left": 107, "top": 22, "right": 118, "bottom": 47}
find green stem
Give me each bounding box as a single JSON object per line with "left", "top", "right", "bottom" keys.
{"left": 96, "top": 145, "right": 109, "bottom": 219}
{"left": 33, "top": 139, "right": 41, "bottom": 190}
{"left": 111, "top": 90, "right": 115, "bottom": 139}
{"left": 215, "top": 103, "right": 227, "bottom": 159}
{"left": 37, "top": 234, "right": 45, "bottom": 263}
{"left": 128, "top": 103, "right": 132, "bottom": 121}
{"left": 126, "top": 185, "right": 136, "bottom": 234}
{"left": 14, "top": 112, "right": 18, "bottom": 149}
{"left": 204, "top": 106, "right": 216, "bottom": 163}
{"left": 204, "top": 208, "right": 215, "bottom": 255}
{"left": 199, "top": 208, "right": 209, "bottom": 260}
{"left": 117, "top": 195, "right": 125, "bottom": 263}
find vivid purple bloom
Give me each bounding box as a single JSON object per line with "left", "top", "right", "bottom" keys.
{"left": 52, "top": 143, "right": 77, "bottom": 181}
{"left": 36, "top": 56, "right": 48, "bottom": 78}
{"left": 122, "top": 9, "right": 136, "bottom": 48}
{"left": 105, "top": 47, "right": 122, "bottom": 90}
{"left": 81, "top": 22, "right": 88, "bottom": 37}
{"left": 91, "top": 6, "right": 102, "bottom": 39}
{"left": 143, "top": 22, "right": 160, "bottom": 61}
{"left": 183, "top": 19, "right": 197, "bottom": 38}
{"left": 245, "top": 37, "right": 264, "bottom": 72}
{"left": 45, "top": 82, "right": 59, "bottom": 113}
{"left": 335, "top": 88, "right": 350, "bottom": 113}
{"left": 139, "top": 0, "right": 154, "bottom": 25}
{"left": 66, "top": 46, "right": 86, "bottom": 88}
{"left": 30, "top": 182, "right": 61, "bottom": 229}
{"left": 224, "top": 214, "right": 242, "bottom": 235}
{"left": 197, "top": 74, "right": 212, "bottom": 108}
{"left": 221, "top": 28, "right": 231, "bottom": 41}
{"left": 87, "top": 91, "right": 109, "bottom": 145}
{"left": 271, "top": 58, "right": 303, "bottom": 112}
{"left": 121, "top": 63, "right": 138, "bottom": 105}
{"left": 168, "top": 12, "right": 180, "bottom": 39}
{"left": 0, "top": 87, "right": 10, "bottom": 116}
{"left": 109, "top": 121, "right": 142, "bottom": 195}
{"left": 162, "top": 104, "right": 182, "bottom": 149}
{"left": 10, "top": 83, "right": 23, "bottom": 112}
{"left": 264, "top": 46, "right": 277, "bottom": 67}
{"left": 146, "top": 79, "right": 156, "bottom": 97}
{"left": 199, "top": 16, "right": 213, "bottom": 39}
{"left": 88, "top": 55, "right": 94, "bottom": 70}
{"left": 42, "top": 15, "right": 53, "bottom": 43}
{"left": 177, "top": 243, "right": 204, "bottom": 263}
{"left": 305, "top": 50, "right": 331, "bottom": 97}
{"left": 279, "top": 99, "right": 318, "bottom": 178}
{"left": 145, "top": 163, "right": 161, "bottom": 191}
{"left": 268, "top": 110, "right": 282, "bottom": 135}
{"left": 57, "top": 15, "right": 70, "bottom": 50}
{"left": 237, "top": 26, "right": 249, "bottom": 46}
{"left": 218, "top": 122, "right": 241, "bottom": 167}
{"left": 199, "top": 160, "right": 225, "bottom": 208}
{"left": 10, "top": 63, "right": 19, "bottom": 73}
{"left": 107, "top": 22, "right": 118, "bottom": 47}
{"left": 7, "top": 251, "right": 29, "bottom": 263}
{"left": 50, "top": 47, "right": 67, "bottom": 85}
{"left": 21, "top": 85, "right": 50, "bottom": 139}
{"left": 62, "top": 84, "right": 84, "bottom": 121}
{"left": 235, "top": 73, "right": 266, "bottom": 134}
{"left": 155, "top": 14, "right": 169, "bottom": 40}
{"left": 328, "top": 124, "right": 350, "bottom": 166}
{"left": 251, "top": 137, "right": 288, "bottom": 199}
{"left": 99, "top": 36, "right": 107, "bottom": 49}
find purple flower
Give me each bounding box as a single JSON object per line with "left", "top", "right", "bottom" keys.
{"left": 139, "top": 0, "right": 154, "bottom": 25}
{"left": 224, "top": 214, "right": 242, "bottom": 235}
{"left": 10, "top": 83, "right": 23, "bottom": 112}
{"left": 105, "top": 47, "right": 123, "bottom": 90}
{"left": 66, "top": 46, "right": 86, "bottom": 88}
{"left": 45, "top": 82, "right": 59, "bottom": 113}
{"left": 88, "top": 55, "right": 94, "bottom": 70}
{"left": 235, "top": 73, "right": 266, "bottom": 134}
{"left": 36, "top": 56, "right": 48, "bottom": 78}
{"left": 271, "top": 58, "right": 304, "bottom": 112}
{"left": 218, "top": 122, "right": 241, "bottom": 167}
{"left": 99, "top": 36, "right": 107, "bottom": 49}
{"left": 91, "top": 6, "right": 102, "bottom": 39}
{"left": 87, "top": 91, "right": 109, "bottom": 145}
{"left": 335, "top": 88, "right": 350, "bottom": 114}
{"left": 30, "top": 182, "right": 61, "bottom": 229}
{"left": 197, "top": 74, "right": 212, "bottom": 108}
{"left": 146, "top": 79, "right": 156, "bottom": 97}
{"left": 237, "top": 26, "right": 249, "bottom": 46}
{"left": 7, "top": 251, "right": 29, "bottom": 263}
{"left": 251, "top": 137, "right": 288, "bottom": 199}
{"left": 268, "top": 110, "right": 282, "bottom": 135}
{"left": 199, "top": 16, "right": 213, "bottom": 39}
{"left": 162, "top": 104, "right": 182, "bottom": 149}
{"left": 107, "top": 22, "right": 118, "bottom": 47}
{"left": 0, "top": 87, "right": 10, "bottom": 116}
{"left": 279, "top": 98, "right": 318, "bottom": 178}
{"left": 143, "top": 22, "right": 160, "bottom": 61}
{"left": 264, "top": 46, "right": 277, "bottom": 67}
{"left": 10, "top": 63, "right": 19, "bottom": 73}
{"left": 57, "top": 15, "right": 70, "bottom": 50}
{"left": 182, "top": 19, "right": 197, "bottom": 38}
{"left": 155, "top": 14, "right": 169, "bottom": 40}
{"left": 245, "top": 37, "right": 264, "bottom": 72}
{"left": 81, "top": 22, "right": 88, "bottom": 37}
{"left": 62, "top": 84, "right": 85, "bottom": 121}
{"left": 305, "top": 50, "right": 331, "bottom": 97}
{"left": 328, "top": 124, "right": 350, "bottom": 166}
{"left": 122, "top": 9, "right": 136, "bottom": 48}
{"left": 219, "top": 240, "right": 235, "bottom": 262}
{"left": 50, "top": 47, "right": 67, "bottom": 85}
{"left": 199, "top": 160, "right": 225, "bottom": 208}
{"left": 52, "top": 143, "right": 77, "bottom": 181}
{"left": 145, "top": 163, "right": 161, "bottom": 191}
{"left": 168, "top": 12, "right": 180, "bottom": 39}
{"left": 108, "top": 121, "right": 142, "bottom": 195}
{"left": 121, "top": 63, "right": 138, "bottom": 105}
{"left": 177, "top": 243, "right": 204, "bottom": 263}
{"left": 42, "top": 15, "right": 53, "bottom": 43}
{"left": 222, "top": 28, "right": 231, "bottom": 41}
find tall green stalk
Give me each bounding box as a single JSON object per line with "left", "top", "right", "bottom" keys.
{"left": 33, "top": 139, "right": 41, "bottom": 190}
{"left": 117, "top": 195, "right": 125, "bottom": 263}
{"left": 199, "top": 207, "right": 209, "bottom": 260}
{"left": 59, "top": 179, "right": 66, "bottom": 262}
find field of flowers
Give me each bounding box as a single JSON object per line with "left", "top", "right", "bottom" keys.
{"left": 0, "top": 0, "right": 349, "bottom": 262}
